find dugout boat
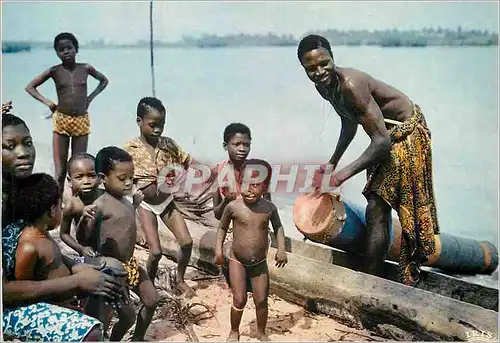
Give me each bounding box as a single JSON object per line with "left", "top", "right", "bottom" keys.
{"left": 137, "top": 188, "right": 498, "bottom": 341}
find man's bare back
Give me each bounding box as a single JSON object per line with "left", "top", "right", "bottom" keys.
{"left": 316, "top": 67, "right": 414, "bottom": 124}
{"left": 93, "top": 193, "right": 137, "bottom": 263}
{"left": 298, "top": 35, "right": 440, "bottom": 284}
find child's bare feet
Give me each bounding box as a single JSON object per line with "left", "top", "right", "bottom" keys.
{"left": 226, "top": 330, "right": 240, "bottom": 341}
{"left": 256, "top": 331, "right": 270, "bottom": 341}
{"left": 177, "top": 281, "right": 196, "bottom": 298}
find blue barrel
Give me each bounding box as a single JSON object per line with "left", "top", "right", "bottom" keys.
{"left": 329, "top": 199, "right": 396, "bottom": 248}
{"left": 430, "top": 234, "right": 498, "bottom": 275}
{"left": 304, "top": 199, "right": 498, "bottom": 275}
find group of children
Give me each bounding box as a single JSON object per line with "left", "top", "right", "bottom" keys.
{"left": 8, "top": 31, "right": 289, "bottom": 341}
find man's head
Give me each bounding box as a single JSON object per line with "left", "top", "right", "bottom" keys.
{"left": 2, "top": 103, "right": 35, "bottom": 179}
{"left": 54, "top": 32, "right": 78, "bottom": 64}
{"left": 12, "top": 173, "right": 62, "bottom": 228}
{"left": 223, "top": 123, "right": 251, "bottom": 165}
{"left": 241, "top": 158, "right": 272, "bottom": 204}
{"left": 67, "top": 152, "right": 99, "bottom": 195}
{"left": 95, "top": 147, "right": 134, "bottom": 197}
{"left": 297, "top": 35, "right": 335, "bottom": 88}
{"left": 136, "top": 97, "right": 166, "bottom": 143}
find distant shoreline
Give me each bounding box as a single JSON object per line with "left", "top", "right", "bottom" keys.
{"left": 3, "top": 27, "right": 498, "bottom": 53}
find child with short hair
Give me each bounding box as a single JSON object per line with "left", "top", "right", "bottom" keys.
{"left": 25, "top": 32, "right": 108, "bottom": 194}
{"left": 83, "top": 146, "right": 157, "bottom": 341}
{"left": 213, "top": 123, "right": 272, "bottom": 221}
{"left": 11, "top": 172, "right": 104, "bottom": 341}
{"left": 124, "top": 97, "right": 196, "bottom": 297}
{"left": 60, "top": 152, "right": 104, "bottom": 257}
{"left": 215, "top": 159, "right": 288, "bottom": 342}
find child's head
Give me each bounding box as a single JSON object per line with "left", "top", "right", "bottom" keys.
{"left": 223, "top": 123, "right": 251, "bottom": 164}
{"left": 136, "top": 97, "right": 166, "bottom": 142}
{"left": 241, "top": 158, "right": 272, "bottom": 204}
{"left": 54, "top": 32, "right": 78, "bottom": 63}
{"left": 12, "top": 173, "right": 61, "bottom": 229}
{"left": 95, "top": 146, "right": 134, "bottom": 197}
{"left": 67, "top": 152, "right": 99, "bottom": 195}
{"left": 2, "top": 102, "right": 36, "bottom": 179}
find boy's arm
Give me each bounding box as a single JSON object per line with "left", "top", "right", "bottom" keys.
{"left": 25, "top": 68, "right": 56, "bottom": 111}
{"left": 215, "top": 203, "right": 233, "bottom": 263}
{"left": 75, "top": 209, "right": 98, "bottom": 249}
{"left": 86, "top": 64, "right": 109, "bottom": 107}
{"left": 59, "top": 203, "right": 86, "bottom": 256}
{"left": 213, "top": 190, "right": 232, "bottom": 220}
{"left": 14, "top": 241, "right": 38, "bottom": 280}
{"left": 270, "top": 204, "right": 287, "bottom": 266}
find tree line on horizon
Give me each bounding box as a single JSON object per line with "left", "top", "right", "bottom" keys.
{"left": 3, "top": 26, "right": 498, "bottom": 53}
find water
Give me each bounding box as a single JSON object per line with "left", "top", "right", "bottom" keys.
{"left": 2, "top": 46, "right": 498, "bottom": 250}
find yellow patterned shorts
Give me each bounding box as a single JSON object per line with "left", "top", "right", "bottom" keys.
{"left": 53, "top": 110, "right": 90, "bottom": 137}
{"left": 122, "top": 256, "right": 140, "bottom": 288}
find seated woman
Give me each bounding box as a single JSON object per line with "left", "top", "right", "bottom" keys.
{"left": 2, "top": 102, "right": 123, "bottom": 341}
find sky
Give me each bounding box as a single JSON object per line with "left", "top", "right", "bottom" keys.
{"left": 2, "top": 1, "right": 499, "bottom": 44}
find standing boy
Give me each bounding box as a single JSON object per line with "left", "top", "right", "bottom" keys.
{"left": 82, "top": 146, "right": 156, "bottom": 341}
{"left": 215, "top": 159, "right": 288, "bottom": 342}
{"left": 26, "top": 32, "right": 108, "bottom": 194}
{"left": 124, "top": 97, "right": 196, "bottom": 297}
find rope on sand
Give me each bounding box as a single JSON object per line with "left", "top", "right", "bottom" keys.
{"left": 152, "top": 267, "right": 216, "bottom": 342}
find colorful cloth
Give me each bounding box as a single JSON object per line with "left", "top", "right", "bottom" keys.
{"left": 363, "top": 103, "right": 439, "bottom": 286}
{"left": 53, "top": 110, "right": 90, "bottom": 137}
{"left": 124, "top": 136, "right": 191, "bottom": 187}
{"left": 122, "top": 256, "right": 140, "bottom": 288}
{"left": 2, "top": 220, "right": 25, "bottom": 281}
{"left": 2, "top": 221, "right": 103, "bottom": 341}
{"left": 3, "top": 302, "right": 101, "bottom": 342}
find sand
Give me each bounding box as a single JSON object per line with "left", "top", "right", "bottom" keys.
{"left": 53, "top": 227, "right": 383, "bottom": 342}
{"left": 123, "top": 247, "right": 383, "bottom": 342}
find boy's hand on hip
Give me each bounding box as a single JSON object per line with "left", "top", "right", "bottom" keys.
{"left": 274, "top": 250, "right": 288, "bottom": 268}
{"left": 49, "top": 103, "right": 57, "bottom": 113}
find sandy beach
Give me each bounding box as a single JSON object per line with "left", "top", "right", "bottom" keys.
{"left": 54, "top": 229, "right": 383, "bottom": 342}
